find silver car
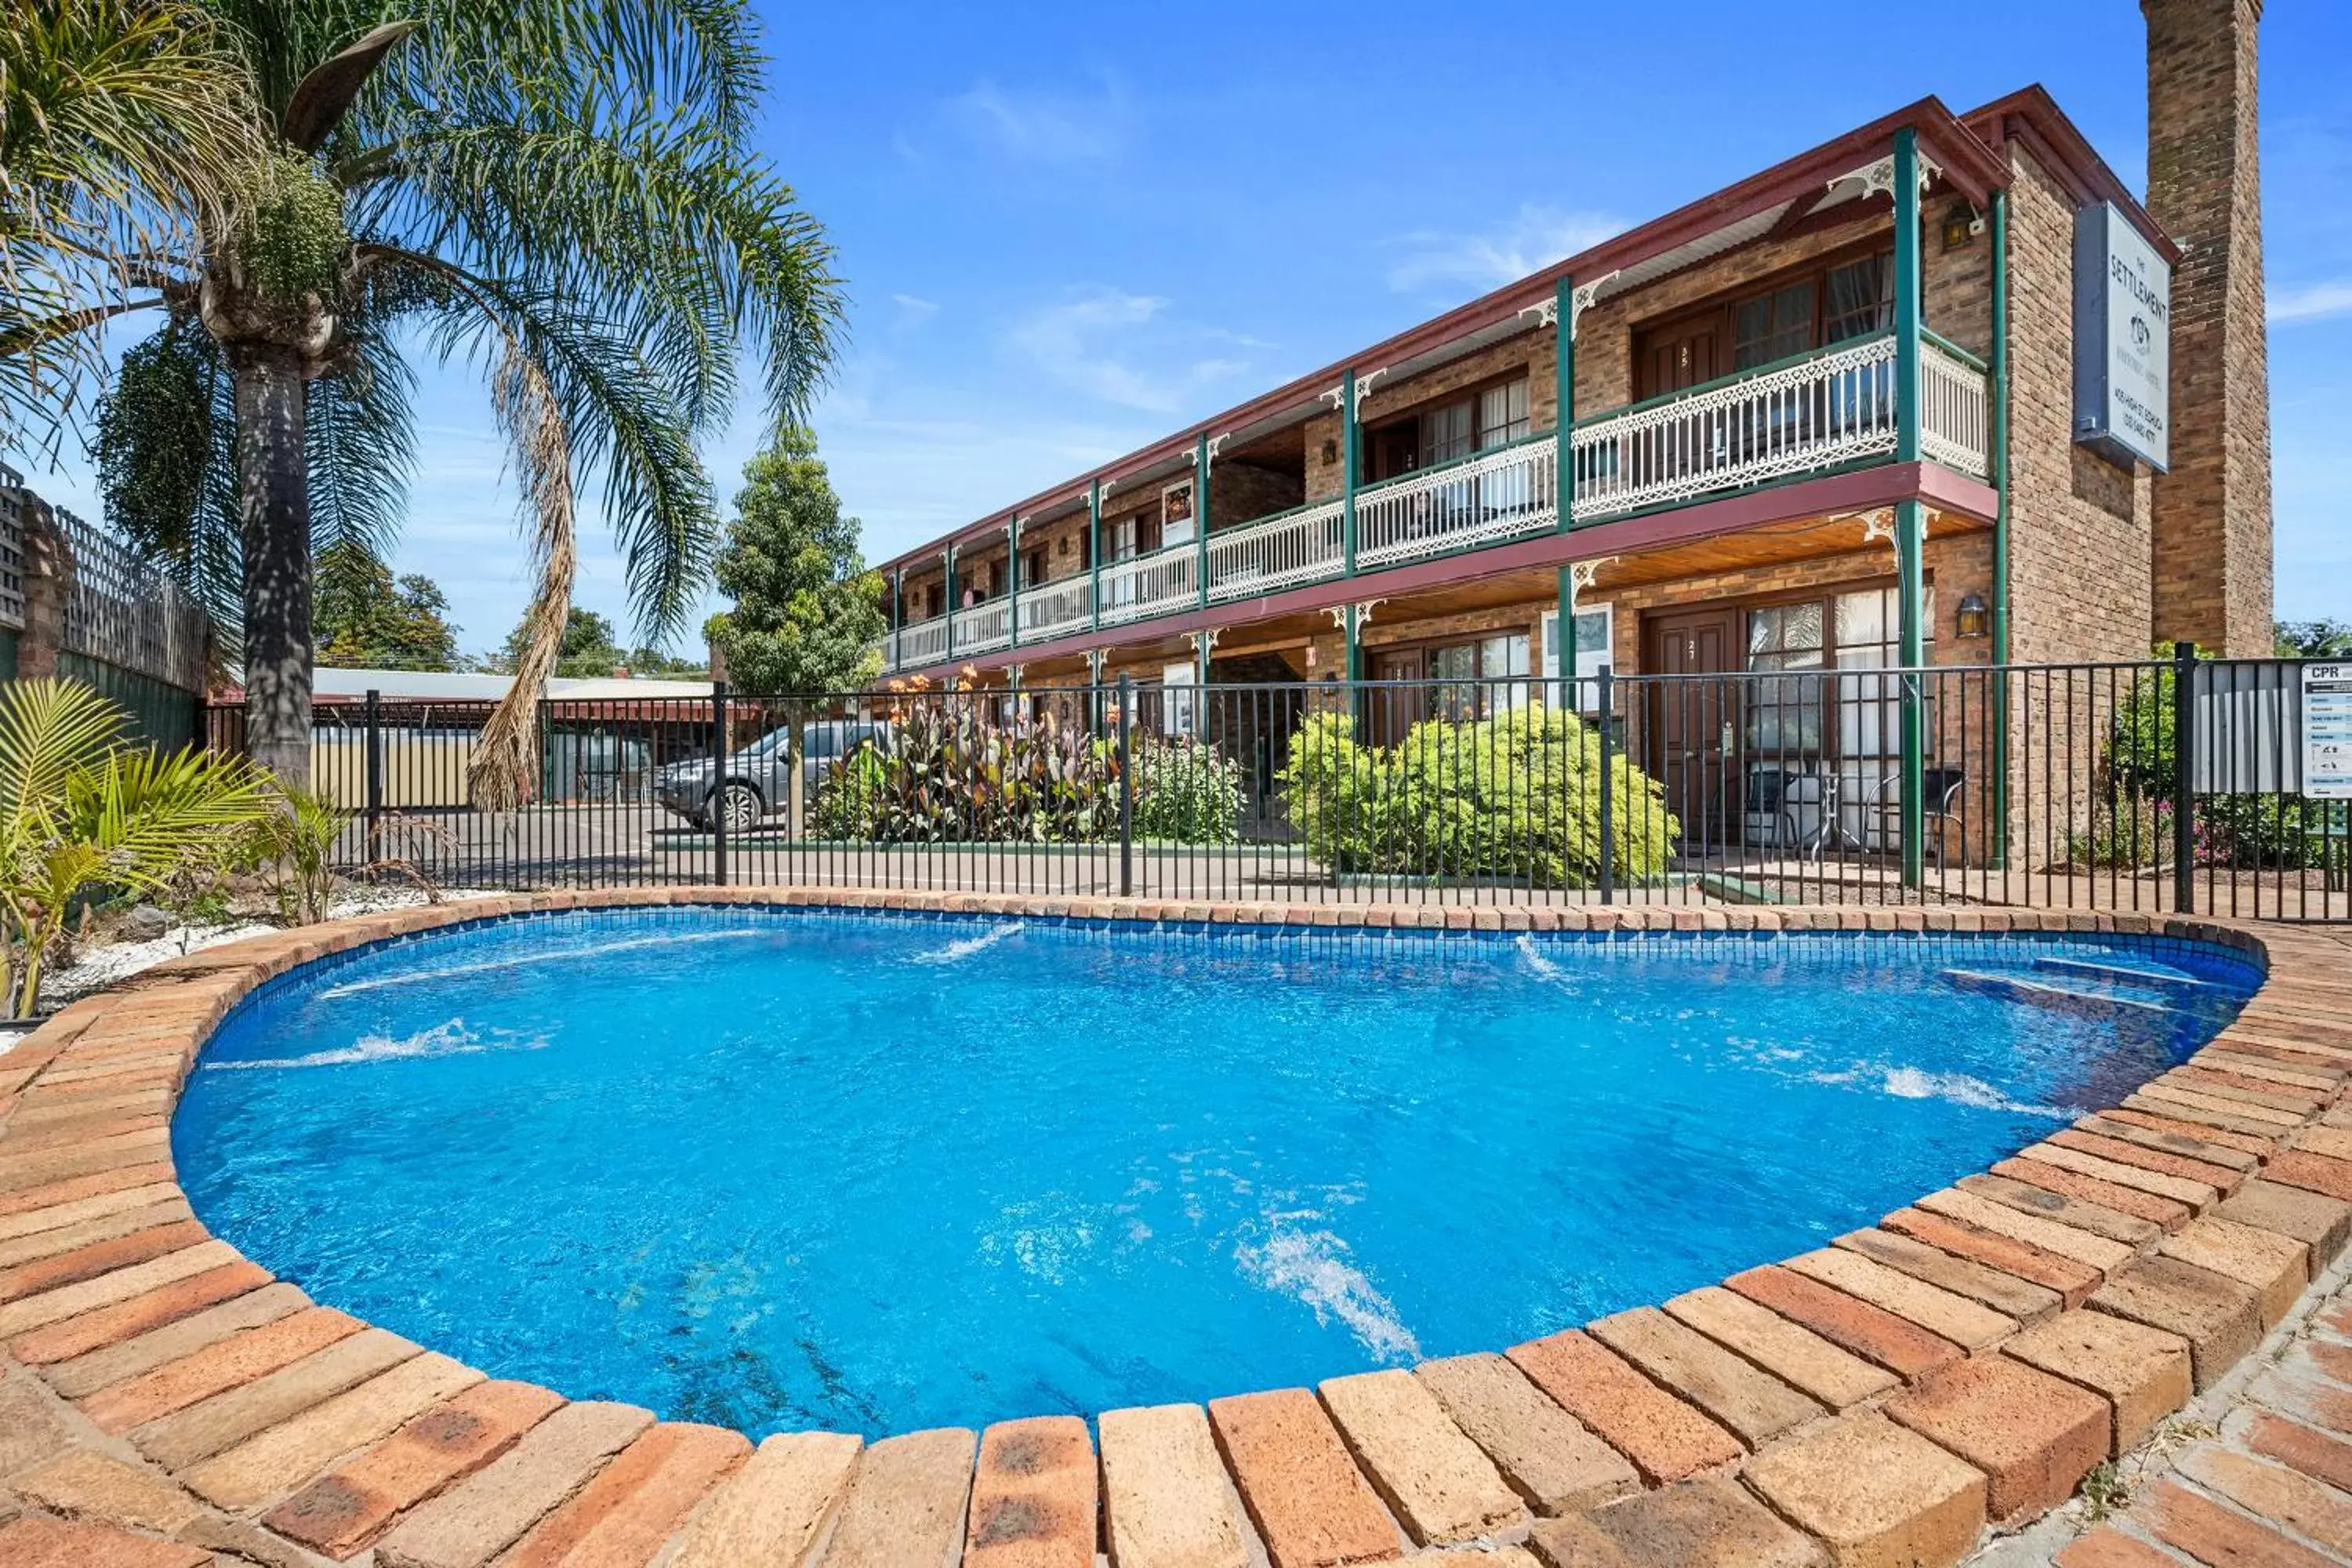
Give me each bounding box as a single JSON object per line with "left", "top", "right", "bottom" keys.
{"left": 653, "top": 719, "right": 890, "bottom": 833}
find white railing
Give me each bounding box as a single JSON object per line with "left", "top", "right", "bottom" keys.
{"left": 867, "top": 632, "right": 893, "bottom": 670}
{"left": 1570, "top": 332, "right": 1900, "bottom": 521}
{"left": 952, "top": 597, "right": 1013, "bottom": 655}
{"left": 1921, "top": 335, "right": 1991, "bottom": 479}
{"left": 1017, "top": 575, "right": 1093, "bottom": 641}
{"left": 896, "top": 614, "right": 949, "bottom": 668}
{"left": 1355, "top": 435, "right": 1558, "bottom": 571}
{"left": 1098, "top": 543, "right": 1198, "bottom": 626}
{"left": 1207, "top": 497, "right": 1345, "bottom": 602}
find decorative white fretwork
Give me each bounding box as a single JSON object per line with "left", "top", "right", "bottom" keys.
{"left": 1569, "top": 272, "right": 1619, "bottom": 340}
{"left": 1318, "top": 383, "right": 1346, "bottom": 412}
{"left": 1086, "top": 648, "right": 1106, "bottom": 677}
{"left": 1851, "top": 509, "right": 1898, "bottom": 553}
{"left": 1206, "top": 434, "right": 1229, "bottom": 464}
{"left": 1352, "top": 368, "right": 1388, "bottom": 418}
{"left": 1827, "top": 154, "right": 1941, "bottom": 203}
{"left": 1564, "top": 557, "right": 1617, "bottom": 609}
{"left": 1004, "top": 664, "right": 1025, "bottom": 685}
{"left": 1185, "top": 629, "right": 1221, "bottom": 655}
{"left": 1519, "top": 298, "right": 1559, "bottom": 331}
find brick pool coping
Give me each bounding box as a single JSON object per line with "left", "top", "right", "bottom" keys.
{"left": 0, "top": 890, "right": 2347, "bottom": 1568}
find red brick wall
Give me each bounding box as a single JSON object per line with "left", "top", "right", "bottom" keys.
{"left": 2003, "top": 145, "right": 2156, "bottom": 665}
{"left": 2144, "top": 0, "right": 2274, "bottom": 655}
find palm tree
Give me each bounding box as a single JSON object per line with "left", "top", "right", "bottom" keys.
{"left": 1, "top": 0, "right": 261, "bottom": 452}
{"left": 27, "top": 0, "right": 841, "bottom": 795}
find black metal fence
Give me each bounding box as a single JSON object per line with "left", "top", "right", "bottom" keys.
{"left": 201, "top": 652, "right": 2351, "bottom": 921}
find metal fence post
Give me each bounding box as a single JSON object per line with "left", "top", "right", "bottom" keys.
{"left": 2172, "top": 641, "right": 2194, "bottom": 915}
{"left": 1596, "top": 665, "right": 1615, "bottom": 906}
{"left": 1117, "top": 673, "right": 1134, "bottom": 898}
{"left": 713, "top": 680, "right": 730, "bottom": 887}
{"left": 363, "top": 688, "right": 383, "bottom": 869}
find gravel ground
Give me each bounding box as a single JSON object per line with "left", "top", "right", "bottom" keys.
{"left": 38, "top": 886, "right": 506, "bottom": 1010}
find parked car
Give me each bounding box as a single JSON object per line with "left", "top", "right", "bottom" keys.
{"left": 654, "top": 719, "right": 891, "bottom": 833}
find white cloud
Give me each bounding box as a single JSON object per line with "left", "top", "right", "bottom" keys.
{"left": 891, "top": 293, "right": 941, "bottom": 328}
{"left": 946, "top": 78, "right": 1124, "bottom": 163}
{"left": 1385, "top": 204, "right": 1630, "bottom": 296}
{"left": 1004, "top": 287, "right": 1181, "bottom": 412}
{"left": 2270, "top": 280, "right": 2352, "bottom": 325}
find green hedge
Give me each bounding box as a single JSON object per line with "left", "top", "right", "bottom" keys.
{"left": 1277, "top": 706, "right": 1677, "bottom": 887}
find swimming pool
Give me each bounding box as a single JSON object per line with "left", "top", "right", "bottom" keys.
{"left": 172, "top": 906, "right": 2259, "bottom": 1437}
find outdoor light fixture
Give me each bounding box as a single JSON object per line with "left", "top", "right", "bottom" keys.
{"left": 1957, "top": 593, "right": 1991, "bottom": 637}
{"left": 1943, "top": 202, "right": 1984, "bottom": 250}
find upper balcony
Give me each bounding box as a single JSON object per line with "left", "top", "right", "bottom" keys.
{"left": 872, "top": 325, "right": 1990, "bottom": 674}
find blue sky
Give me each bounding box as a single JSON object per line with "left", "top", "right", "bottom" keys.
{"left": 34, "top": 1, "right": 2352, "bottom": 657}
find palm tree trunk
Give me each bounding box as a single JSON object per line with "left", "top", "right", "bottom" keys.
{"left": 233, "top": 344, "right": 314, "bottom": 788}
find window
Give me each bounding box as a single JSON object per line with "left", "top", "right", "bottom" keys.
{"left": 1478, "top": 379, "right": 1530, "bottom": 448}
{"left": 1419, "top": 398, "right": 1475, "bottom": 467}
{"left": 1432, "top": 634, "right": 1529, "bottom": 720}
{"left": 1387, "top": 376, "right": 1531, "bottom": 474}
{"left": 1108, "top": 517, "right": 1138, "bottom": 562}
{"left": 1733, "top": 281, "right": 1817, "bottom": 370}
{"left": 1833, "top": 583, "right": 1935, "bottom": 759}
{"left": 1541, "top": 605, "right": 1613, "bottom": 713}
{"left": 1823, "top": 254, "right": 1895, "bottom": 343}
{"left": 1745, "top": 602, "right": 1826, "bottom": 751}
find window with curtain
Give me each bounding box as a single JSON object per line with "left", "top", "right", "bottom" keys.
{"left": 1477, "top": 379, "right": 1530, "bottom": 447}
{"left": 1733, "top": 281, "right": 1817, "bottom": 370}
{"left": 1746, "top": 601, "right": 1826, "bottom": 751}
{"left": 1418, "top": 398, "right": 1476, "bottom": 466}
{"left": 1824, "top": 253, "right": 1896, "bottom": 343}
{"left": 1834, "top": 584, "right": 1935, "bottom": 759}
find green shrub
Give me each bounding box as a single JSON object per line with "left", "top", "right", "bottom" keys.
{"left": 1131, "top": 737, "right": 1242, "bottom": 844}
{"left": 1276, "top": 706, "right": 1676, "bottom": 887}
{"left": 811, "top": 698, "right": 1119, "bottom": 844}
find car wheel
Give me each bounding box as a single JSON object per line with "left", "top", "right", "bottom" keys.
{"left": 713, "top": 782, "right": 762, "bottom": 833}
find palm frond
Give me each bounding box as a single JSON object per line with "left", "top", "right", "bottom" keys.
{"left": 0, "top": 679, "right": 127, "bottom": 824}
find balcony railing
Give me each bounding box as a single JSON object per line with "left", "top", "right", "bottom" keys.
{"left": 953, "top": 597, "right": 1013, "bottom": 655}
{"left": 1920, "top": 332, "right": 1991, "bottom": 480}
{"left": 1356, "top": 432, "right": 1559, "bottom": 569}
{"left": 880, "top": 331, "right": 1993, "bottom": 670}
{"left": 1207, "top": 497, "right": 1345, "bottom": 602}
{"left": 1018, "top": 574, "right": 1094, "bottom": 641}
{"left": 897, "top": 615, "right": 949, "bottom": 669}
{"left": 1098, "top": 543, "right": 1198, "bottom": 626}
{"left": 1570, "top": 333, "right": 1903, "bottom": 521}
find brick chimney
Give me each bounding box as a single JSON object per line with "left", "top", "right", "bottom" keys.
{"left": 2143, "top": 0, "right": 2273, "bottom": 655}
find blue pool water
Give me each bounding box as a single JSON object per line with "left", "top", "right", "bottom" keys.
{"left": 173, "top": 907, "right": 2259, "bottom": 1437}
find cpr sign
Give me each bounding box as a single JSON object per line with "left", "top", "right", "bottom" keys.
{"left": 2306, "top": 663, "right": 2352, "bottom": 801}
{"left": 2072, "top": 202, "right": 2171, "bottom": 472}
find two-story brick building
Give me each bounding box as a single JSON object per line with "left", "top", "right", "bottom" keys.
{"left": 861, "top": 0, "right": 2270, "bottom": 869}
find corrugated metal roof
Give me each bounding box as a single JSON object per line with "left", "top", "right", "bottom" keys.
{"left": 303, "top": 668, "right": 714, "bottom": 702}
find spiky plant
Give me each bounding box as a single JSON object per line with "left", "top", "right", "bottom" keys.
{"left": 0, "top": 680, "right": 269, "bottom": 1017}
{"left": 26, "top": 0, "right": 843, "bottom": 795}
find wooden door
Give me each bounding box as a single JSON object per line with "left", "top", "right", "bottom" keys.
{"left": 1642, "top": 608, "right": 1742, "bottom": 855}
{"left": 1368, "top": 421, "right": 1419, "bottom": 483}
{"left": 1635, "top": 315, "right": 1723, "bottom": 400}
{"left": 1367, "top": 647, "right": 1425, "bottom": 746}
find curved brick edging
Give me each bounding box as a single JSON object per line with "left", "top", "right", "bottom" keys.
{"left": 0, "top": 890, "right": 2347, "bottom": 1568}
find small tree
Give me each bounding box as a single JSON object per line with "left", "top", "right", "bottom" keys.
{"left": 315, "top": 544, "right": 460, "bottom": 671}
{"left": 706, "top": 425, "right": 884, "bottom": 829}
